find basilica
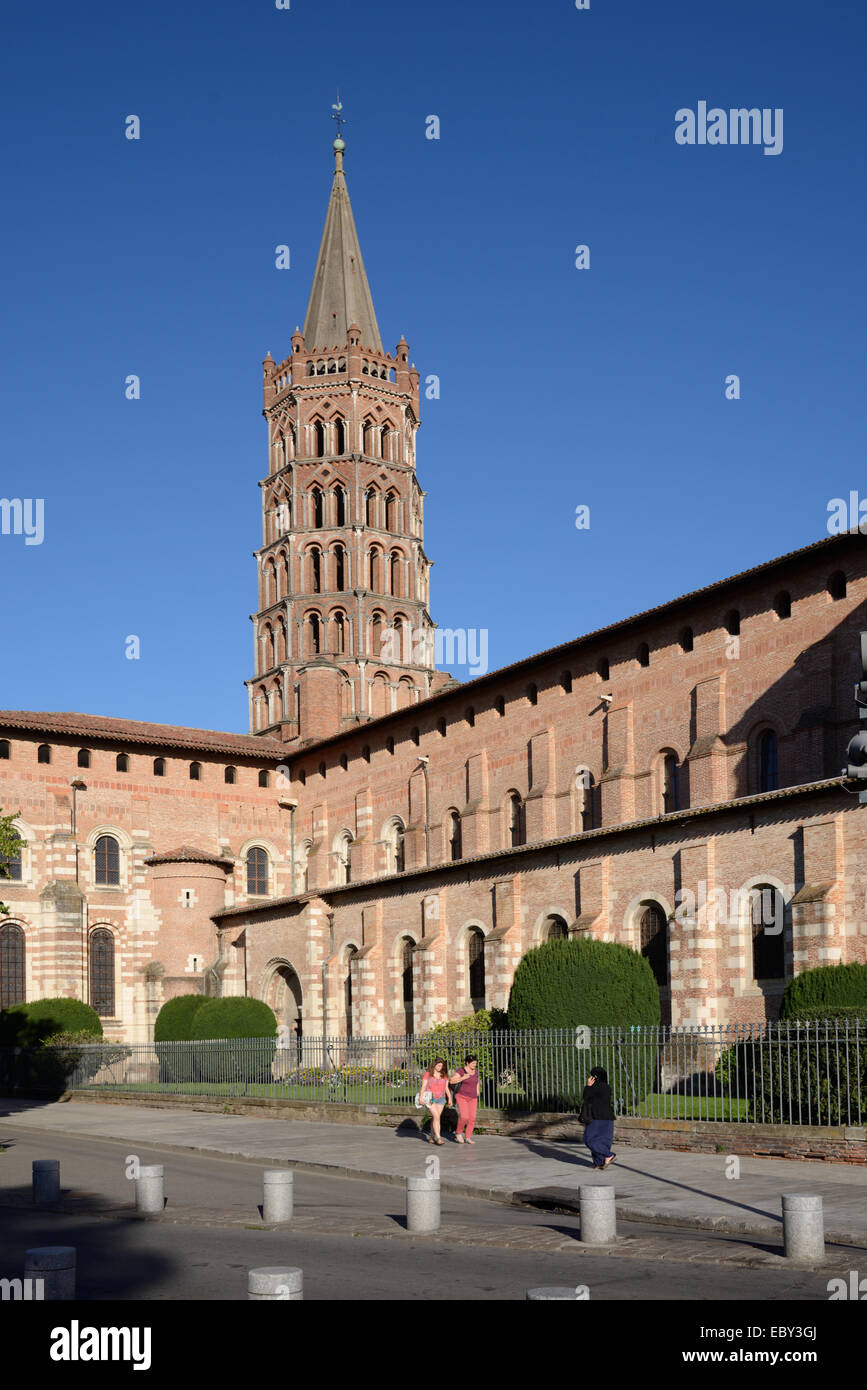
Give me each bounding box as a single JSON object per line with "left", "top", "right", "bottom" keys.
{"left": 1, "top": 136, "right": 865, "bottom": 1042}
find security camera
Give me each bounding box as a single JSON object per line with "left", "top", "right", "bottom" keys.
{"left": 417, "top": 755, "right": 430, "bottom": 765}
{"left": 69, "top": 776, "right": 87, "bottom": 790}
{"left": 600, "top": 692, "right": 614, "bottom": 705}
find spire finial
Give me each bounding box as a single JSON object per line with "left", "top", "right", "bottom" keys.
{"left": 332, "top": 92, "right": 346, "bottom": 169}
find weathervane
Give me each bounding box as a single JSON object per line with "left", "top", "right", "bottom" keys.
{"left": 332, "top": 93, "right": 346, "bottom": 139}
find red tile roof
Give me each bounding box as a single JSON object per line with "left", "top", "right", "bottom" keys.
{"left": 0, "top": 710, "right": 285, "bottom": 759}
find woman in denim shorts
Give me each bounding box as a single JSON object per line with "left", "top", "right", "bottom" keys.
{"left": 419, "top": 1057, "right": 452, "bottom": 1145}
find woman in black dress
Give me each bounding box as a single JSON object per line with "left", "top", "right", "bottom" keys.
{"left": 581, "top": 1065, "right": 616, "bottom": 1169}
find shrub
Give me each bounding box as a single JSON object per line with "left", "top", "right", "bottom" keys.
{"left": 0, "top": 997, "right": 103, "bottom": 1047}
{"left": 41, "top": 1032, "right": 131, "bottom": 1085}
{"left": 779, "top": 963, "right": 867, "bottom": 1020}
{"left": 154, "top": 994, "right": 207, "bottom": 1042}
{"left": 192, "top": 998, "right": 278, "bottom": 1084}
{"left": 715, "top": 1018, "right": 866, "bottom": 1125}
{"left": 507, "top": 939, "right": 661, "bottom": 1111}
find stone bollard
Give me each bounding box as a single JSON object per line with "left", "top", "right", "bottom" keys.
{"left": 248, "top": 1266, "right": 303, "bottom": 1301}
{"left": 32, "top": 1159, "right": 61, "bottom": 1205}
{"left": 526, "top": 1287, "right": 585, "bottom": 1300}
{"left": 136, "top": 1164, "right": 165, "bottom": 1214}
{"left": 578, "top": 1185, "right": 617, "bottom": 1244}
{"left": 25, "top": 1246, "right": 75, "bottom": 1301}
{"left": 406, "top": 1175, "right": 441, "bottom": 1234}
{"left": 263, "top": 1169, "right": 294, "bottom": 1223}
{"left": 782, "top": 1194, "right": 825, "bottom": 1262}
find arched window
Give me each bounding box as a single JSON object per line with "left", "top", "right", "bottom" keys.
{"left": 335, "top": 488, "right": 346, "bottom": 526}
{"left": 246, "top": 847, "right": 269, "bottom": 895}
{"left": 637, "top": 642, "right": 650, "bottom": 668}
{"left": 0, "top": 740, "right": 9, "bottom": 759}
{"left": 828, "top": 570, "right": 847, "bottom": 601}
{"left": 389, "top": 551, "right": 400, "bottom": 596}
{"left": 597, "top": 658, "right": 610, "bottom": 681}
{"left": 365, "top": 489, "right": 377, "bottom": 527}
{"left": 334, "top": 418, "right": 347, "bottom": 455}
{"left": 89, "top": 928, "right": 115, "bottom": 1017}
{"left": 561, "top": 671, "right": 573, "bottom": 694}
{"left": 579, "top": 772, "right": 596, "bottom": 831}
{"left": 437, "top": 717, "right": 447, "bottom": 738}
{"left": 758, "top": 730, "right": 779, "bottom": 792}
{"left": 447, "top": 810, "right": 462, "bottom": 862}
{"left": 258, "top": 770, "right": 271, "bottom": 788}
{"left": 313, "top": 420, "right": 326, "bottom": 458}
{"left": 527, "top": 683, "right": 538, "bottom": 706}
{"left": 189, "top": 762, "right": 201, "bottom": 781}
{"left": 344, "top": 945, "right": 359, "bottom": 1037}
{"left": 154, "top": 758, "right": 165, "bottom": 777}
{"left": 307, "top": 612, "right": 321, "bottom": 656}
{"left": 312, "top": 488, "right": 324, "bottom": 528}
{"left": 37, "top": 744, "right": 51, "bottom": 764}
{"left": 389, "top": 819, "right": 405, "bottom": 873}
{"left": 661, "top": 753, "right": 679, "bottom": 814}
{"left": 750, "top": 885, "right": 786, "bottom": 981}
{"left": 116, "top": 753, "right": 129, "bottom": 772}
{"left": 225, "top": 766, "right": 236, "bottom": 784}
{"left": 94, "top": 835, "right": 120, "bottom": 887}
{"left": 774, "top": 591, "right": 791, "bottom": 620}
{"left": 368, "top": 547, "right": 381, "bottom": 591}
{"left": 311, "top": 548, "right": 322, "bottom": 593}
{"left": 725, "top": 610, "right": 741, "bottom": 637}
{"left": 386, "top": 493, "right": 399, "bottom": 531}
{"left": 679, "top": 627, "right": 694, "bottom": 653}
{"left": 334, "top": 612, "right": 346, "bottom": 654}
{"left": 401, "top": 937, "right": 415, "bottom": 1034}
{"left": 335, "top": 546, "right": 346, "bottom": 590}
{"left": 639, "top": 903, "right": 668, "bottom": 987}
{"left": 0, "top": 922, "right": 25, "bottom": 1008}
{"left": 78, "top": 748, "right": 91, "bottom": 768}
{"left": 546, "top": 915, "right": 568, "bottom": 941}
{"left": 335, "top": 831, "right": 353, "bottom": 885}
{"left": 468, "top": 929, "right": 485, "bottom": 1010}
{"left": 508, "top": 792, "right": 526, "bottom": 848}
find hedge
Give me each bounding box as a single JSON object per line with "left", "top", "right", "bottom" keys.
{"left": 192, "top": 998, "right": 278, "bottom": 1084}
{"left": 0, "top": 997, "right": 103, "bottom": 1047}
{"left": 779, "top": 963, "right": 867, "bottom": 1020}
{"left": 507, "top": 938, "right": 661, "bottom": 1110}
{"left": 154, "top": 994, "right": 207, "bottom": 1042}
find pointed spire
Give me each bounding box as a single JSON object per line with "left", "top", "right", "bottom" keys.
{"left": 302, "top": 132, "right": 382, "bottom": 353}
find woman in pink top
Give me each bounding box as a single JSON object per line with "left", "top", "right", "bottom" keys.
{"left": 419, "top": 1057, "right": 452, "bottom": 1145}
{"left": 450, "top": 1055, "right": 480, "bottom": 1144}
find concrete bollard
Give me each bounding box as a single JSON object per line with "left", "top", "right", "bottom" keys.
{"left": 526, "top": 1287, "right": 586, "bottom": 1300}
{"left": 248, "top": 1266, "right": 303, "bottom": 1301}
{"left": 782, "top": 1193, "right": 825, "bottom": 1262}
{"left": 578, "top": 1185, "right": 617, "bottom": 1244}
{"left": 32, "top": 1159, "right": 61, "bottom": 1205}
{"left": 25, "top": 1246, "right": 76, "bottom": 1301}
{"left": 136, "top": 1164, "right": 165, "bottom": 1214}
{"left": 406, "top": 1175, "right": 441, "bottom": 1234}
{"left": 262, "top": 1169, "right": 294, "bottom": 1223}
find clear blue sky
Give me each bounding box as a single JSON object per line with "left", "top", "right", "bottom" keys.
{"left": 1, "top": 0, "right": 864, "bottom": 732}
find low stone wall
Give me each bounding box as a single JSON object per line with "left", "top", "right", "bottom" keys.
{"left": 61, "top": 1088, "right": 867, "bottom": 1164}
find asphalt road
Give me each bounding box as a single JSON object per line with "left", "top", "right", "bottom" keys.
{"left": 0, "top": 1128, "right": 855, "bottom": 1302}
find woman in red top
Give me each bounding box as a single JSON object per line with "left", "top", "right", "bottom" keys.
{"left": 450, "top": 1055, "right": 480, "bottom": 1144}
{"left": 419, "top": 1058, "right": 452, "bottom": 1145}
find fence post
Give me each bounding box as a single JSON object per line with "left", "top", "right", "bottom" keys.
{"left": 782, "top": 1194, "right": 824, "bottom": 1262}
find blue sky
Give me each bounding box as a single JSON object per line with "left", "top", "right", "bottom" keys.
{"left": 1, "top": 0, "right": 864, "bottom": 732}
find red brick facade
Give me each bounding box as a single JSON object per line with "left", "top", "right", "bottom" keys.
{"left": 1, "top": 145, "right": 865, "bottom": 1043}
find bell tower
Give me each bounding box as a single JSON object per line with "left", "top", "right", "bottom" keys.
{"left": 248, "top": 133, "right": 445, "bottom": 744}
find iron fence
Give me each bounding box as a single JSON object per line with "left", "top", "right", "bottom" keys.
{"left": 0, "top": 1021, "right": 864, "bottom": 1127}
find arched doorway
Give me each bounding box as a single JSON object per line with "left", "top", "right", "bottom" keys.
{"left": 265, "top": 962, "right": 303, "bottom": 1050}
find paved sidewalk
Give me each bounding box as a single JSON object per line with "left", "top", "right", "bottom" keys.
{"left": 1, "top": 1098, "right": 865, "bottom": 1244}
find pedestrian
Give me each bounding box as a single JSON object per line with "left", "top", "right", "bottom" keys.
{"left": 419, "top": 1057, "right": 452, "bottom": 1145}
{"left": 581, "top": 1065, "right": 616, "bottom": 1169}
{"left": 450, "top": 1055, "right": 480, "bottom": 1144}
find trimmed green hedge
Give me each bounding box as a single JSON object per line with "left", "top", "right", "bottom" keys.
{"left": 780, "top": 963, "right": 867, "bottom": 1020}
{"left": 507, "top": 937, "right": 661, "bottom": 1030}
{"left": 154, "top": 994, "right": 207, "bottom": 1043}
{"left": 0, "top": 997, "right": 103, "bottom": 1047}
{"left": 192, "top": 998, "right": 278, "bottom": 1084}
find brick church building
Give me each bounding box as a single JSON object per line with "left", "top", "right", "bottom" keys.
{"left": 1, "top": 136, "right": 865, "bottom": 1043}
